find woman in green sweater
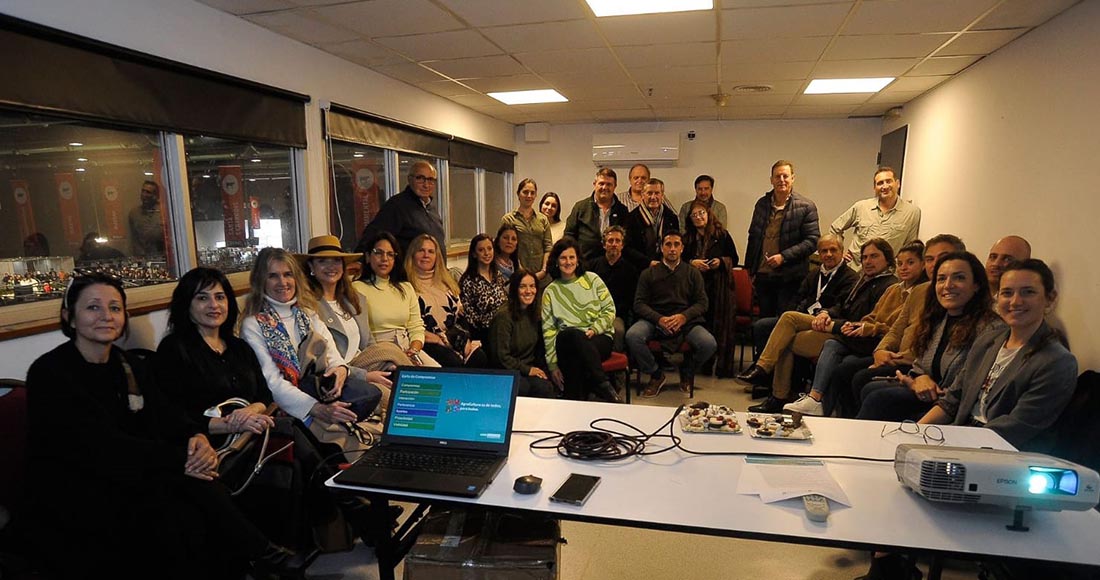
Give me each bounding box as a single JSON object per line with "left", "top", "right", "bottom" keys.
{"left": 487, "top": 271, "right": 555, "bottom": 398}
{"left": 541, "top": 237, "right": 621, "bottom": 403}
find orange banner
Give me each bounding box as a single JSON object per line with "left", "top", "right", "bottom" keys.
{"left": 10, "top": 179, "right": 37, "bottom": 242}
{"left": 102, "top": 179, "right": 125, "bottom": 240}
{"left": 55, "top": 173, "right": 83, "bottom": 249}
{"left": 219, "top": 165, "right": 246, "bottom": 244}
{"left": 249, "top": 196, "right": 261, "bottom": 229}
{"left": 352, "top": 160, "right": 381, "bottom": 237}
{"left": 152, "top": 147, "right": 175, "bottom": 271}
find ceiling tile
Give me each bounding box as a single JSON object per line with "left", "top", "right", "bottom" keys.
{"left": 845, "top": 0, "right": 1000, "bottom": 35}
{"left": 973, "top": 0, "right": 1079, "bottom": 30}
{"left": 570, "top": 96, "right": 650, "bottom": 111}
{"left": 312, "top": 0, "right": 464, "bottom": 37}
{"left": 850, "top": 102, "right": 904, "bottom": 117}
{"left": 813, "top": 58, "right": 919, "bottom": 77}
{"left": 424, "top": 55, "right": 528, "bottom": 78}
{"left": 649, "top": 95, "right": 723, "bottom": 109}
{"left": 448, "top": 93, "right": 518, "bottom": 109}
{"left": 729, "top": 92, "right": 797, "bottom": 106}
{"left": 461, "top": 74, "right": 554, "bottom": 93}
{"left": 937, "top": 29, "right": 1028, "bottom": 56}
{"left": 319, "top": 39, "right": 407, "bottom": 67}
{"left": 722, "top": 37, "right": 830, "bottom": 62}
{"left": 539, "top": 70, "right": 634, "bottom": 91}
{"left": 594, "top": 110, "right": 659, "bottom": 122}
{"left": 627, "top": 64, "right": 717, "bottom": 85}
{"left": 868, "top": 89, "right": 925, "bottom": 103}
{"left": 794, "top": 92, "right": 873, "bottom": 106}
{"left": 245, "top": 9, "right": 359, "bottom": 44}
{"left": 373, "top": 62, "right": 449, "bottom": 84}
{"left": 888, "top": 75, "right": 950, "bottom": 92}
{"left": 826, "top": 34, "right": 953, "bottom": 60}
{"left": 551, "top": 83, "right": 640, "bottom": 101}
{"left": 655, "top": 108, "right": 721, "bottom": 121}
{"left": 514, "top": 48, "right": 621, "bottom": 74}
{"left": 722, "top": 61, "right": 815, "bottom": 81}
{"left": 721, "top": 4, "right": 852, "bottom": 39}
{"left": 784, "top": 104, "right": 858, "bottom": 118}
{"left": 724, "top": 0, "right": 851, "bottom": 8}
{"left": 616, "top": 42, "right": 717, "bottom": 68}
{"left": 376, "top": 30, "right": 503, "bottom": 60}
{"left": 641, "top": 82, "right": 723, "bottom": 98}
{"left": 418, "top": 80, "right": 479, "bottom": 97}
{"left": 197, "top": 0, "right": 295, "bottom": 15}
{"left": 908, "top": 55, "right": 982, "bottom": 76}
{"left": 480, "top": 20, "right": 604, "bottom": 53}
{"left": 288, "top": 0, "right": 356, "bottom": 6}
{"left": 597, "top": 11, "right": 719, "bottom": 46}
{"left": 727, "top": 80, "right": 804, "bottom": 95}
{"left": 435, "top": 0, "right": 588, "bottom": 27}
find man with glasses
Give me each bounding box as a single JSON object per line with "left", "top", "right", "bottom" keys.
{"left": 678, "top": 175, "right": 727, "bottom": 232}
{"left": 357, "top": 160, "right": 445, "bottom": 255}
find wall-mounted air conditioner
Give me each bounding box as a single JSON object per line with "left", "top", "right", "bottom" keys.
{"left": 592, "top": 132, "right": 681, "bottom": 166}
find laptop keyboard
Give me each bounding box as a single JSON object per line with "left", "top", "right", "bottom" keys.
{"left": 361, "top": 449, "right": 497, "bottom": 476}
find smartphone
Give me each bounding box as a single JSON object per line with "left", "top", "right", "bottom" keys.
{"left": 549, "top": 474, "right": 601, "bottom": 505}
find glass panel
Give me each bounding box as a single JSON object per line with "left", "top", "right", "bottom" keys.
{"left": 0, "top": 110, "right": 174, "bottom": 307}
{"left": 328, "top": 142, "right": 387, "bottom": 250}
{"left": 183, "top": 135, "right": 299, "bottom": 273}
{"left": 448, "top": 166, "right": 478, "bottom": 249}
{"left": 484, "top": 171, "right": 507, "bottom": 228}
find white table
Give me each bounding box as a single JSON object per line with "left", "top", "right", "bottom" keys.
{"left": 328, "top": 398, "right": 1100, "bottom": 578}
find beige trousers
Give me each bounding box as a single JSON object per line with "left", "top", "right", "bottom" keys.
{"left": 756, "top": 311, "right": 833, "bottom": 399}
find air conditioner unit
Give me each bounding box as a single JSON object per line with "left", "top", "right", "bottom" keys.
{"left": 592, "top": 132, "right": 680, "bottom": 166}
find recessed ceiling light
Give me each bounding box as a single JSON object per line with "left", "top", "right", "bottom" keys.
{"left": 75, "top": 168, "right": 86, "bottom": 172}
{"left": 805, "top": 78, "right": 894, "bottom": 94}
{"left": 202, "top": 174, "right": 211, "bottom": 179}
{"left": 69, "top": 142, "right": 83, "bottom": 147}
{"left": 488, "top": 89, "right": 568, "bottom": 105}
{"left": 585, "top": 0, "right": 712, "bottom": 17}
{"left": 353, "top": 153, "right": 364, "bottom": 158}
{"left": 248, "top": 178, "right": 257, "bottom": 182}
{"left": 144, "top": 172, "right": 153, "bottom": 176}
{"left": 76, "top": 157, "right": 88, "bottom": 162}
{"left": 250, "top": 158, "right": 262, "bottom": 163}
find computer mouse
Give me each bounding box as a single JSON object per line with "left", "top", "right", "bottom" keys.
{"left": 513, "top": 474, "right": 542, "bottom": 495}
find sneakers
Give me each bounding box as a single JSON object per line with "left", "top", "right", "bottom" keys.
{"left": 783, "top": 394, "right": 825, "bottom": 416}
{"left": 642, "top": 372, "right": 666, "bottom": 398}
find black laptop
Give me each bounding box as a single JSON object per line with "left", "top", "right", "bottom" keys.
{"left": 334, "top": 366, "right": 520, "bottom": 498}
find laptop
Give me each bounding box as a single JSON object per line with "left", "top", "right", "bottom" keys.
{"left": 334, "top": 366, "right": 520, "bottom": 498}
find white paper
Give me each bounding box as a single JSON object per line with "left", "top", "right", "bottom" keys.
{"left": 736, "top": 457, "right": 851, "bottom": 506}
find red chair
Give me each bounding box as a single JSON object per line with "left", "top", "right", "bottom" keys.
{"left": 601, "top": 351, "right": 631, "bottom": 403}
{"left": 731, "top": 268, "right": 757, "bottom": 371}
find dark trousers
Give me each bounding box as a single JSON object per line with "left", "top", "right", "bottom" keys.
{"left": 300, "top": 373, "right": 381, "bottom": 422}
{"left": 856, "top": 379, "right": 934, "bottom": 422}
{"left": 849, "top": 364, "right": 911, "bottom": 417}
{"left": 753, "top": 273, "right": 799, "bottom": 319}
{"left": 423, "top": 343, "right": 490, "bottom": 369}
{"left": 556, "top": 328, "right": 612, "bottom": 400}
{"left": 518, "top": 375, "right": 556, "bottom": 398}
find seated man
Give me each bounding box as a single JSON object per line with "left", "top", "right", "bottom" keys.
{"left": 985, "top": 235, "right": 1031, "bottom": 294}
{"left": 739, "top": 238, "right": 897, "bottom": 413}
{"left": 627, "top": 231, "right": 716, "bottom": 397}
{"left": 590, "top": 226, "right": 637, "bottom": 352}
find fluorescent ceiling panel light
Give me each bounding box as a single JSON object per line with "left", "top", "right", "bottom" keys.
{"left": 488, "top": 89, "right": 568, "bottom": 105}
{"left": 586, "top": 0, "right": 712, "bottom": 17}
{"left": 805, "top": 78, "right": 894, "bottom": 94}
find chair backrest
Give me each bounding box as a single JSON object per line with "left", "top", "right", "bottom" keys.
{"left": 0, "top": 379, "right": 28, "bottom": 523}
{"left": 1048, "top": 370, "right": 1100, "bottom": 471}
{"left": 731, "top": 268, "right": 753, "bottom": 315}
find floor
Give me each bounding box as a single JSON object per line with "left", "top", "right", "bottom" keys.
{"left": 301, "top": 366, "right": 984, "bottom": 580}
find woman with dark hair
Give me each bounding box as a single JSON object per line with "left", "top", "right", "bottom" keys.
{"left": 539, "top": 191, "right": 565, "bottom": 242}
{"left": 487, "top": 271, "right": 556, "bottom": 398}
{"left": 24, "top": 273, "right": 295, "bottom": 578}
{"left": 920, "top": 259, "right": 1076, "bottom": 451}
{"left": 742, "top": 238, "right": 898, "bottom": 413}
{"left": 353, "top": 232, "right": 439, "bottom": 367}
{"left": 857, "top": 251, "right": 1001, "bottom": 421}
{"left": 682, "top": 199, "right": 740, "bottom": 377}
{"left": 405, "top": 233, "right": 487, "bottom": 367}
{"left": 494, "top": 223, "right": 521, "bottom": 281}
{"left": 502, "top": 178, "right": 552, "bottom": 279}
{"left": 541, "top": 237, "right": 620, "bottom": 402}
{"left": 460, "top": 233, "right": 509, "bottom": 341}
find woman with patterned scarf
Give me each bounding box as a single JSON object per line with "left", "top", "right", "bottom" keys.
{"left": 240, "top": 247, "right": 382, "bottom": 429}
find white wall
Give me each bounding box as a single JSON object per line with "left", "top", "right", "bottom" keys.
{"left": 514, "top": 118, "right": 884, "bottom": 252}
{"left": 881, "top": 0, "right": 1100, "bottom": 370}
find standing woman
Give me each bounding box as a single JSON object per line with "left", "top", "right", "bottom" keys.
{"left": 540, "top": 191, "right": 565, "bottom": 243}
{"left": 494, "top": 223, "right": 521, "bottom": 281}
{"left": 682, "top": 200, "right": 740, "bottom": 377}
{"left": 298, "top": 235, "right": 414, "bottom": 410}
{"left": 487, "top": 271, "right": 556, "bottom": 398}
{"left": 542, "top": 237, "right": 621, "bottom": 402}
{"left": 405, "top": 233, "right": 488, "bottom": 367}
{"left": 353, "top": 231, "right": 440, "bottom": 367}
{"left": 460, "top": 233, "right": 509, "bottom": 341}
{"left": 25, "top": 273, "right": 294, "bottom": 579}
{"left": 240, "top": 247, "right": 382, "bottom": 428}
{"left": 502, "top": 178, "right": 552, "bottom": 280}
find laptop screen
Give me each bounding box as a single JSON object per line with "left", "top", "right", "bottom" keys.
{"left": 382, "top": 366, "right": 519, "bottom": 453}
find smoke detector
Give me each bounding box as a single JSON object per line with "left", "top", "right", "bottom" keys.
{"left": 711, "top": 93, "right": 731, "bottom": 107}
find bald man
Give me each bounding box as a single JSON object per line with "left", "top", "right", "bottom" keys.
{"left": 357, "top": 160, "right": 446, "bottom": 254}
{"left": 986, "top": 235, "right": 1032, "bottom": 292}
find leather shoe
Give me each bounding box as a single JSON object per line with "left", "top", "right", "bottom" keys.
{"left": 592, "top": 381, "right": 623, "bottom": 403}
{"left": 735, "top": 364, "right": 771, "bottom": 386}
{"left": 252, "top": 543, "right": 303, "bottom": 579}
{"left": 748, "top": 396, "right": 788, "bottom": 414}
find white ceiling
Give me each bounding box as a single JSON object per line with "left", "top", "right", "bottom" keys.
{"left": 197, "top": 0, "right": 1080, "bottom": 125}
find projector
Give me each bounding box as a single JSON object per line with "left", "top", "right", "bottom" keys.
{"left": 894, "top": 444, "right": 1100, "bottom": 515}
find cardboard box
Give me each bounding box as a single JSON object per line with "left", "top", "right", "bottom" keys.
{"left": 404, "top": 508, "right": 560, "bottom": 580}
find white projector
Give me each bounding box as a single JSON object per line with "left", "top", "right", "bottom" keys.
{"left": 895, "top": 444, "right": 1100, "bottom": 513}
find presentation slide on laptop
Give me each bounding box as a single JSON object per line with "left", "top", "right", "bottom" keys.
{"left": 388, "top": 371, "right": 512, "bottom": 444}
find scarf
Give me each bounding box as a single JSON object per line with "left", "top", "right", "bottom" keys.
{"left": 255, "top": 297, "right": 312, "bottom": 387}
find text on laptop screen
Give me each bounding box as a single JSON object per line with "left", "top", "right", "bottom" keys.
{"left": 387, "top": 370, "right": 513, "bottom": 444}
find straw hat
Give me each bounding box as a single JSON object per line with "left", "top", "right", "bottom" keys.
{"left": 295, "top": 235, "right": 362, "bottom": 266}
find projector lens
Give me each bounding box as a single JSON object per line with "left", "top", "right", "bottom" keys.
{"left": 1029, "top": 473, "right": 1054, "bottom": 494}
{"left": 1028, "top": 467, "right": 1078, "bottom": 495}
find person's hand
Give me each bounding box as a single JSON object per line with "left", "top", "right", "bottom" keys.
{"left": 871, "top": 350, "right": 899, "bottom": 368}
{"left": 529, "top": 367, "right": 548, "bottom": 380}
{"left": 690, "top": 259, "right": 709, "bottom": 271}
{"left": 226, "top": 408, "right": 274, "bottom": 434}
{"left": 840, "top": 322, "right": 863, "bottom": 337}
{"left": 584, "top": 328, "right": 596, "bottom": 339}
{"left": 366, "top": 369, "right": 392, "bottom": 388}
{"left": 902, "top": 372, "right": 941, "bottom": 403}
{"left": 811, "top": 312, "right": 832, "bottom": 332}
{"left": 323, "top": 365, "right": 348, "bottom": 398}
{"left": 708, "top": 258, "right": 721, "bottom": 270}
{"left": 765, "top": 253, "right": 784, "bottom": 268}
{"left": 843, "top": 250, "right": 855, "bottom": 263}
{"left": 184, "top": 434, "right": 218, "bottom": 480}
{"left": 550, "top": 369, "right": 564, "bottom": 391}
{"left": 657, "top": 316, "right": 675, "bottom": 334}
{"left": 310, "top": 401, "right": 357, "bottom": 424}
{"left": 649, "top": 260, "right": 660, "bottom": 268}
{"left": 536, "top": 270, "right": 547, "bottom": 280}
{"left": 425, "top": 332, "right": 446, "bottom": 345}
